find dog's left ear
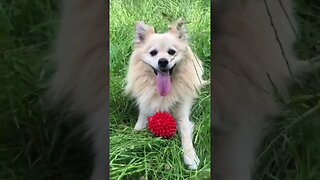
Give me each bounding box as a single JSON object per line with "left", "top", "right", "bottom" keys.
{"left": 135, "top": 21, "right": 154, "bottom": 45}
{"left": 168, "top": 17, "right": 188, "bottom": 40}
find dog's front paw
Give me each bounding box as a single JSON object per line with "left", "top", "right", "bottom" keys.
{"left": 134, "top": 120, "right": 147, "bottom": 131}
{"left": 183, "top": 149, "right": 200, "bottom": 170}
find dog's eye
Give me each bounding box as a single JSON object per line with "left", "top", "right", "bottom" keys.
{"left": 149, "top": 50, "right": 158, "bottom": 56}
{"left": 168, "top": 49, "right": 176, "bottom": 55}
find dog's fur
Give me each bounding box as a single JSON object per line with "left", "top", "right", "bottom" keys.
{"left": 125, "top": 19, "right": 206, "bottom": 170}
{"left": 49, "top": 0, "right": 307, "bottom": 179}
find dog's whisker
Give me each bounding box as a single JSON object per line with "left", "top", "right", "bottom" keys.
{"left": 140, "top": 59, "right": 151, "bottom": 66}
{"left": 170, "top": 54, "right": 177, "bottom": 62}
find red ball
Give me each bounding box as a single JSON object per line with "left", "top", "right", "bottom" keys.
{"left": 147, "top": 111, "right": 177, "bottom": 139}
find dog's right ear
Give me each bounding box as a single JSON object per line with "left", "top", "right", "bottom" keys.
{"left": 168, "top": 17, "right": 188, "bottom": 40}
{"left": 135, "top": 21, "right": 154, "bottom": 45}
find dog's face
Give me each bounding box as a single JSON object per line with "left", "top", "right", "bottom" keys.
{"left": 141, "top": 33, "right": 182, "bottom": 74}
{"left": 133, "top": 18, "right": 189, "bottom": 96}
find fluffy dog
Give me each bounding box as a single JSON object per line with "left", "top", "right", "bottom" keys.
{"left": 48, "top": 0, "right": 309, "bottom": 179}
{"left": 48, "top": 0, "right": 206, "bottom": 178}
{"left": 125, "top": 18, "right": 206, "bottom": 170}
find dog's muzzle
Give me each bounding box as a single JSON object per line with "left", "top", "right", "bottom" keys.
{"left": 152, "top": 64, "right": 175, "bottom": 76}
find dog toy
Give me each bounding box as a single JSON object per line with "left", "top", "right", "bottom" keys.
{"left": 147, "top": 111, "right": 176, "bottom": 139}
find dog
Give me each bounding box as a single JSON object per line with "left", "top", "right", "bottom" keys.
{"left": 48, "top": 0, "right": 206, "bottom": 178}
{"left": 124, "top": 18, "right": 206, "bottom": 170}
{"left": 48, "top": 0, "right": 309, "bottom": 179}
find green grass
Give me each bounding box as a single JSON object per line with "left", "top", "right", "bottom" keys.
{"left": 0, "top": 0, "right": 319, "bottom": 180}
{"left": 109, "top": 0, "right": 211, "bottom": 179}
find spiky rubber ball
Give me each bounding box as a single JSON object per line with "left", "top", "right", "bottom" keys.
{"left": 147, "top": 111, "right": 176, "bottom": 139}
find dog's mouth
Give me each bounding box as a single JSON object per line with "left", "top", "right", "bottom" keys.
{"left": 150, "top": 65, "right": 175, "bottom": 97}
{"left": 151, "top": 65, "right": 175, "bottom": 76}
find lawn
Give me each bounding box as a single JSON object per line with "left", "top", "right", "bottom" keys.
{"left": 0, "top": 0, "right": 318, "bottom": 180}
{"left": 109, "top": 0, "right": 211, "bottom": 179}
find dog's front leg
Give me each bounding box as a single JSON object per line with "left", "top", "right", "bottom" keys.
{"left": 174, "top": 98, "right": 200, "bottom": 170}
{"left": 134, "top": 108, "right": 148, "bottom": 130}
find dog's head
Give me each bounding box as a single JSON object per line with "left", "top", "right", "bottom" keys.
{"left": 133, "top": 18, "right": 189, "bottom": 96}
{"left": 134, "top": 18, "right": 189, "bottom": 73}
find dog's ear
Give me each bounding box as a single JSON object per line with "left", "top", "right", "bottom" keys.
{"left": 168, "top": 17, "right": 188, "bottom": 40}
{"left": 135, "top": 21, "right": 154, "bottom": 44}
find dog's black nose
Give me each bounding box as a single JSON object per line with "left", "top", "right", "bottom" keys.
{"left": 158, "top": 58, "right": 169, "bottom": 68}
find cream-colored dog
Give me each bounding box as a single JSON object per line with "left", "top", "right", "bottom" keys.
{"left": 49, "top": 0, "right": 206, "bottom": 177}
{"left": 125, "top": 18, "right": 206, "bottom": 169}
{"left": 50, "top": 0, "right": 307, "bottom": 179}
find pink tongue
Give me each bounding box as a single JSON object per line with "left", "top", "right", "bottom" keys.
{"left": 156, "top": 71, "right": 172, "bottom": 96}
